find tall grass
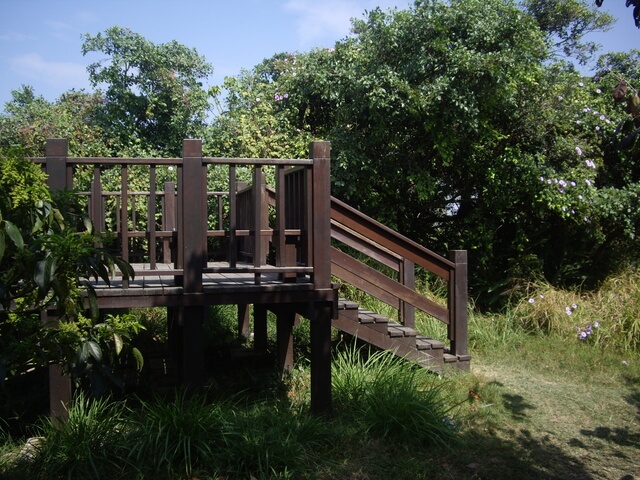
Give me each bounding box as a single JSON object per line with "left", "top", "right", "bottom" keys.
{"left": 25, "top": 393, "right": 129, "bottom": 480}
{"left": 497, "top": 271, "right": 640, "bottom": 352}
{"left": 332, "top": 343, "right": 458, "bottom": 448}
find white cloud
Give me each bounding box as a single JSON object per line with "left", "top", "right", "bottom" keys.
{"left": 9, "top": 53, "right": 89, "bottom": 90}
{"left": 283, "top": 0, "right": 366, "bottom": 46}
{"left": 283, "top": 0, "right": 410, "bottom": 47}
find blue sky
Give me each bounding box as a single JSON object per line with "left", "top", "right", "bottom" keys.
{"left": 0, "top": 0, "right": 638, "bottom": 112}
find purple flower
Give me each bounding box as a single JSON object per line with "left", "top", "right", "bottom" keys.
{"left": 528, "top": 298, "right": 535, "bottom": 304}
{"left": 579, "top": 331, "right": 587, "bottom": 339}
{"left": 593, "top": 321, "right": 600, "bottom": 328}
{"left": 576, "top": 146, "right": 583, "bottom": 156}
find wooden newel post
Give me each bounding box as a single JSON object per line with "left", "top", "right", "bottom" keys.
{"left": 310, "top": 141, "right": 331, "bottom": 289}
{"left": 448, "top": 250, "right": 468, "bottom": 358}
{"left": 179, "top": 139, "right": 206, "bottom": 389}
{"left": 45, "top": 139, "right": 73, "bottom": 420}
{"left": 309, "top": 141, "right": 333, "bottom": 417}
{"left": 46, "top": 138, "right": 69, "bottom": 190}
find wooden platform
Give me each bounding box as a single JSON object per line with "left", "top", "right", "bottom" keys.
{"left": 90, "top": 262, "right": 336, "bottom": 310}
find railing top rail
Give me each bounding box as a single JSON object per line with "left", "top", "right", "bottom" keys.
{"left": 330, "top": 196, "right": 455, "bottom": 279}
{"left": 204, "top": 157, "right": 313, "bottom": 166}
{"left": 33, "top": 156, "right": 313, "bottom": 167}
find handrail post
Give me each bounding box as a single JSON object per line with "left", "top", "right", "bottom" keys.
{"left": 400, "top": 259, "right": 415, "bottom": 328}
{"left": 180, "top": 139, "right": 205, "bottom": 390}
{"left": 448, "top": 250, "right": 468, "bottom": 357}
{"left": 44, "top": 139, "right": 72, "bottom": 420}
{"left": 310, "top": 141, "right": 331, "bottom": 288}
{"left": 45, "top": 139, "right": 69, "bottom": 190}
{"left": 182, "top": 139, "right": 206, "bottom": 292}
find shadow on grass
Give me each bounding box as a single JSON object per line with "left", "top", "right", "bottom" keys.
{"left": 502, "top": 393, "right": 536, "bottom": 419}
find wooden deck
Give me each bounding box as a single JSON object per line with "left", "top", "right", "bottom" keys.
{"left": 32, "top": 138, "right": 469, "bottom": 419}
{"left": 91, "top": 262, "right": 334, "bottom": 306}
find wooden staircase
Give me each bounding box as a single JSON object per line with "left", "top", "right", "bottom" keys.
{"left": 329, "top": 198, "right": 470, "bottom": 372}
{"left": 333, "top": 299, "right": 469, "bottom": 373}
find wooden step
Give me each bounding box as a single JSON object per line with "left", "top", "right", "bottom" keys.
{"left": 332, "top": 297, "right": 464, "bottom": 372}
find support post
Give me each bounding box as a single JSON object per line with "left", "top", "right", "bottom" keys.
{"left": 276, "top": 308, "right": 296, "bottom": 374}
{"left": 45, "top": 140, "right": 73, "bottom": 420}
{"left": 310, "top": 302, "right": 333, "bottom": 417}
{"left": 253, "top": 304, "right": 268, "bottom": 352}
{"left": 180, "top": 139, "right": 206, "bottom": 389}
{"left": 163, "top": 182, "right": 176, "bottom": 264}
{"left": 448, "top": 250, "right": 468, "bottom": 359}
{"left": 400, "top": 259, "right": 415, "bottom": 328}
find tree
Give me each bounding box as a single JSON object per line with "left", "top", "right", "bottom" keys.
{"left": 0, "top": 86, "right": 108, "bottom": 157}
{"left": 82, "top": 26, "right": 215, "bottom": 156}
{"left": 523, "top": 0, "right": 614, "bottom": 64}
{"left": 214, "top": 0, "right": 640, "bottom": 305}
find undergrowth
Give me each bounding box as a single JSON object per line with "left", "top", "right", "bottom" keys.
{"left": 1, "top": 272, "right": 639, "bottom": 479}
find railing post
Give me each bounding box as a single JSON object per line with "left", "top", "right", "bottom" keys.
{"left": 182, "top": 139, "right": 206, "bottom": 292}
{"left": 44, "top": 140, "right": 73, "bottom": 420}
{"left": 400, "top": 259, "right": 415, "bottom": 328}
{"left": 180, "top": 139, "right": 206, "bottom": 390}
{"left": 448, "top": 250, "right": 468, "bottom": 357}
{"left": 310, "top": 141, "right": 331, "bottom": 288}
{"left": 45, "top": 138, "right": 69, "bottom": 190}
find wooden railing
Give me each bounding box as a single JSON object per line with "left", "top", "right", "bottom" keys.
{"left": 329, "top": 198, "right": 469, "bottom": 359}
{"left": 36, "top": 139, "right": 332, "bottom": 291}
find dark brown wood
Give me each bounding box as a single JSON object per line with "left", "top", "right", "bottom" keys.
{"left": 276, "top": 308, "right": 295, "bottom": 373}
{"left": 182, "top": 139, "right": 205, "bottom": 293}
{"left": 310, "top": 301, "right": 333, "bottom": 416}
{"left": 401, "top": 259, "right": 416, "bottom": 328}
{"left": 34, "top": 137, "right": 469, "bottom": 419}
{"left": 311, "top": 142, "right": 331, "bottom": 289}
{"left": 45, "top": 139, "right": 68, "bottom": 190}
{"left": 449, "top": 250, "right": 468, "bottom": 359}
{"left": 331, "top": 248, "right": 449, "bottom": 323}
{"left": 331, "top": 197, "right": 453, "bottom": 280}
{"left": 149, "top": 165, "right": 157, "bottom": 269}
{"left": 163, "top": 182, "right": 176, "bottom": 264}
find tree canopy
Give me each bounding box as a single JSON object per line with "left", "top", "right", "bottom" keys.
{"left": 82, "top": 26, "right": 214, "bottom": 156}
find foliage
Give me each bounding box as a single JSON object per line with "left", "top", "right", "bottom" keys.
{"left": 522, "top": 0, "right": 613, "bottom": 64}
{"left": 82, "top": 26, "right": 215, "bottom": 156}
{"left": 213, "top": 0, "right": 640, "bottom": 306}
{"left": 0, "top": 148, "right": 137, "bottom": 394}
{"left": 0, "top": 86, "right": 109, "bottom": 157}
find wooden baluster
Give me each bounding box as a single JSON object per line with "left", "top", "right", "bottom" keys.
{"left": 400, "top": 259, "right": 415, "bottom": 328}
{"left": 162, "top": 182, "right": 176, "bottom": 264}
{"left": 121, "top": 164, "right": 129, "bottom": 288}
{"left": 149, "top": 165, "right": 157, "bottom": 269}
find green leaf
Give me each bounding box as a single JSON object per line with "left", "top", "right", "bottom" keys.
{"left": 34, "top": 259, "right": 50, "bottom": 292}
{"left": 113, "top": 333, "right": 123, "bottom": 356}
{"left": 4, "top": 221, "right": 23, "bottom": 250}
{"left": 0, "top": 231, "right": 5, "bottom": 263}
{"left": 132, "top": 347, "right": 144, "bottom": 372}
{"left": 85, "top": 340, "right": 102, "bottom": 362}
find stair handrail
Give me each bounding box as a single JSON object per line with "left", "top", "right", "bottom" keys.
{"left": 330, "top": 197, "right": 468, "bottom": 358}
